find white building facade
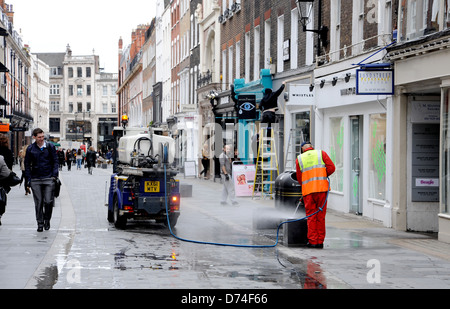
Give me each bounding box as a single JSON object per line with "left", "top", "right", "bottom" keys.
{"left": 156, "top": 0, "right": 172, "bottom": 123}
{"left": 30, "top": 54, "right": 50, "bottom": 134}
{"left": 309, "top": 0, "right": 395, "bottom": 227}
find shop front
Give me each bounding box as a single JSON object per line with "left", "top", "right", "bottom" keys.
{"left": 387, "top": 37, "right": 449, "bottom": 238}
{"left": 314, "top": 62, "right": 392, "bottom": 227}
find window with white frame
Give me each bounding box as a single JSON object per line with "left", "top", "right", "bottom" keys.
{"left": 50, "top": 84, "right": 60, "bottom": 95}
{"left": 50, "top": 101, "right": 60, "bottom": 112}
{"left": 291, "top": 9, "right": 298, "bottom": 69}
{"left": 352, "top": 0, "right": 364, "bottom": 55}
{"left": 277, "top": 15, "right": 284, "bottom": 73}
{"left": 228, "top": 45, "right": 234, "bottom": 87}
{"left": 330, "top": 0, "right": 341, "bottom": 61}
{"left": 245, "top": 31, "right": 251, "bottom": 82}
{"left": 236, "top": 40, "right": 241, "bottom": 79}
{"left": 305, "top": 1, "right": 315, "bottom": 65}
{"left": 399, "top": 0, "right": 439, "bottom": 41}
{"left": 264, "top": 19, "right": 271, "bottom": 69}
{"left": 254, "top": 26, "right": 260, "bottom": 79}
{"left": 191, "top": 14, "right": 194, "bottom": 50}
{"left": 77, "top": 85, "right": 83, "bottom": 96}
{"left": 222, "top": 49, "right": 227, "bottom": 89}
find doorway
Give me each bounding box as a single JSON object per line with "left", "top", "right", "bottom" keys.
{"left": 350, "top": 116, "right": 363, "bottom": 215}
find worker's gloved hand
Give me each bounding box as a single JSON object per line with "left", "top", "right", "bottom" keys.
{"left": 225, "top": 174, "right": 230, "bottom": 181}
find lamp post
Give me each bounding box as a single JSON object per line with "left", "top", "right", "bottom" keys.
{"left": 295, "top": 0, "right": 328, "bottom": 58}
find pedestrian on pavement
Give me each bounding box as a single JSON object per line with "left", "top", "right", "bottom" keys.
{"left": 18, "top": 146, "right": 31, "bottom": 195}
{"left": 296, "top": 142, "right": 335, "bottom": 249}
{"left": 24, "top": 128, "right": 59, "bottom": 232}
{"left": 0, "top": 133, "right": 13, "bottom": 170}
{"left": 199, "top": 142, "right": 210, "bottom": 179}
{"left": 65, "top": 149, "right": 74, "bottom": 171}
{"left": 76, "top": 149, "right": 83, "bottom": 170}
{"left": 259, "top": 81, "right": 285, "bottom": 129}
{"left": 57, "top": 148, "right": 65, "bottom": 171}
{"left": 219, "top": 144, "right": 238, "bottom": 206}
{"left": 0, "top": 154, "right": 12, "bottom": 225}
{"left": 86, "top": 146, "right": 97, "bottom": 175}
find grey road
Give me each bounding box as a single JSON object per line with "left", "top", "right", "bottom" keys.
{"left": 2, "top": 164, "right": 450, "bottom": 293}
{"left": 22, "top": 165, "right": 325, "bottom": 289}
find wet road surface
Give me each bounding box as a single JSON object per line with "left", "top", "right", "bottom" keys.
{"left": 32, "top": 167, "right": 327, "bottom": 289}
{"left": 3, "top": 165, "right": 450, "bottom": 291}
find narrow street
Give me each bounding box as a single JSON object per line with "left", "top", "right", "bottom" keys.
{"left": 2, "top": 164, "right": 450, "bottom": 294}
{"left": 8, "top": 165, "right": 328, "bottom": 290}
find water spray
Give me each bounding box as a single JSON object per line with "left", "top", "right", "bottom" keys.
{"left": 163, "top": 165, "right": 329, "bottom": 248}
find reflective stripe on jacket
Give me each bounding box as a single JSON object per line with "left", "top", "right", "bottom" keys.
{"left": 297, "top": 150, "right": 329, "bottom": 196}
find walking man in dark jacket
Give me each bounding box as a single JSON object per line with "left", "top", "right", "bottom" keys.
{"left": 25, "top": 128, "right": 59, "bottom": 232}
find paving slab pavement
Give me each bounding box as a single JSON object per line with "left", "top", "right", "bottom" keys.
{"left": 180, "top": 175, "right": 450, "bottom": 288}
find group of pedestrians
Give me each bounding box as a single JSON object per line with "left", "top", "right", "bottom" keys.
{"left": 56, "top": 147, "right": 97, "bottom": 173}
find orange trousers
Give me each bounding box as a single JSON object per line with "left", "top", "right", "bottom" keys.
{"left": 303, "top": 192, "right": 328, "bottom": 245}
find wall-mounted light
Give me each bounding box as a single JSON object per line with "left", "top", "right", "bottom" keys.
{"left": 309, "top": 84, "right": 315, "bottom": 92}
{"left": 332, "top": 77, "right": 338, "bottom": 86}
{"left": 295, "top": 0, "right": 329, "bottom": 57}
{"left": 345, "top": 73, "right": 351, "bottom": 83}
{"left": 320, "top": 79, "right": 325, "bottom": 88}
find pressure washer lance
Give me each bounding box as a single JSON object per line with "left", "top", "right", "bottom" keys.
{"left": 293, "top": 199, "right": 302, "bottom": 217}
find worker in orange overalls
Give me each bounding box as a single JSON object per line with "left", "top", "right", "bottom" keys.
{"left": 296, "top": 142, "right": 335, "bottom": 249}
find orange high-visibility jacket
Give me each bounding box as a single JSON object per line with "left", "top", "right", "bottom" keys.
{"left": 297, "top": 150, "right": 330, "bottom": 196}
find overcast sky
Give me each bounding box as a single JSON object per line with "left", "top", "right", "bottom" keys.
{"left": 12, "top": 0, "right": 156, "bottom": 72}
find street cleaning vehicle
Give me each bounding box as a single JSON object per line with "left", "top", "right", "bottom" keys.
{"left": 107, "top": 117, "right": 180, "bottom": 229}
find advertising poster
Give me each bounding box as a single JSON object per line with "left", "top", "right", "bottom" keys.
{"left": 232, "top": 163, "right": 256, "bottom": 197}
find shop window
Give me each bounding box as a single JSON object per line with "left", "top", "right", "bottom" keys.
{"left": 329, "top": 117, "right": 344, "bottom": 192}
{"left": 369, "top": 113, "right": 387, "bottom": 200}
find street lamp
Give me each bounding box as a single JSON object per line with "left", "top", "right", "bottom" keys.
{"left": 295, "top": 0, "right": 328, "bottom": 57}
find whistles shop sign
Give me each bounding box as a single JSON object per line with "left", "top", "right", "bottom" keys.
{"left": 356, "top": 69, "right": 394, "bottom": 95}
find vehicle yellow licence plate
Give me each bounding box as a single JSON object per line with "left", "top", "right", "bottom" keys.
{"left": 145, "top": 181, "right": 160, "bottom": 193}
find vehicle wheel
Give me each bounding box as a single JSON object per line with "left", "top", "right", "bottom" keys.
{"left": 164, "top": 213, "right": 178, "bottom": 228}
{"left": 113, "top": 196, "right": 127, "bottom": 229}
{"left": 107, "top": 208, "right": 114, "bottom": 223}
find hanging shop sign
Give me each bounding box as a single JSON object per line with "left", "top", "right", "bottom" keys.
{"left": 288, "top": 84, "right": 315, "bottom": 106}
{"left": 237, "top": 94, "right": 257, "bottom": 120}
{"left": 0, "top": 123, "right": 9, "bottom": 133}
{"left": 356, "top": 69, "right": 394, "bottom": 95}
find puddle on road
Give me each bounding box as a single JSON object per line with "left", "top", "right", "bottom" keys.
{"left": 109, "top": 221, "right": 329, "bottom": 288}
{"left": 34, "top": 265, "right": 59, "bottom": 289}
{"left": 114, "top": 247, "right": 179, "bottom": 271}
